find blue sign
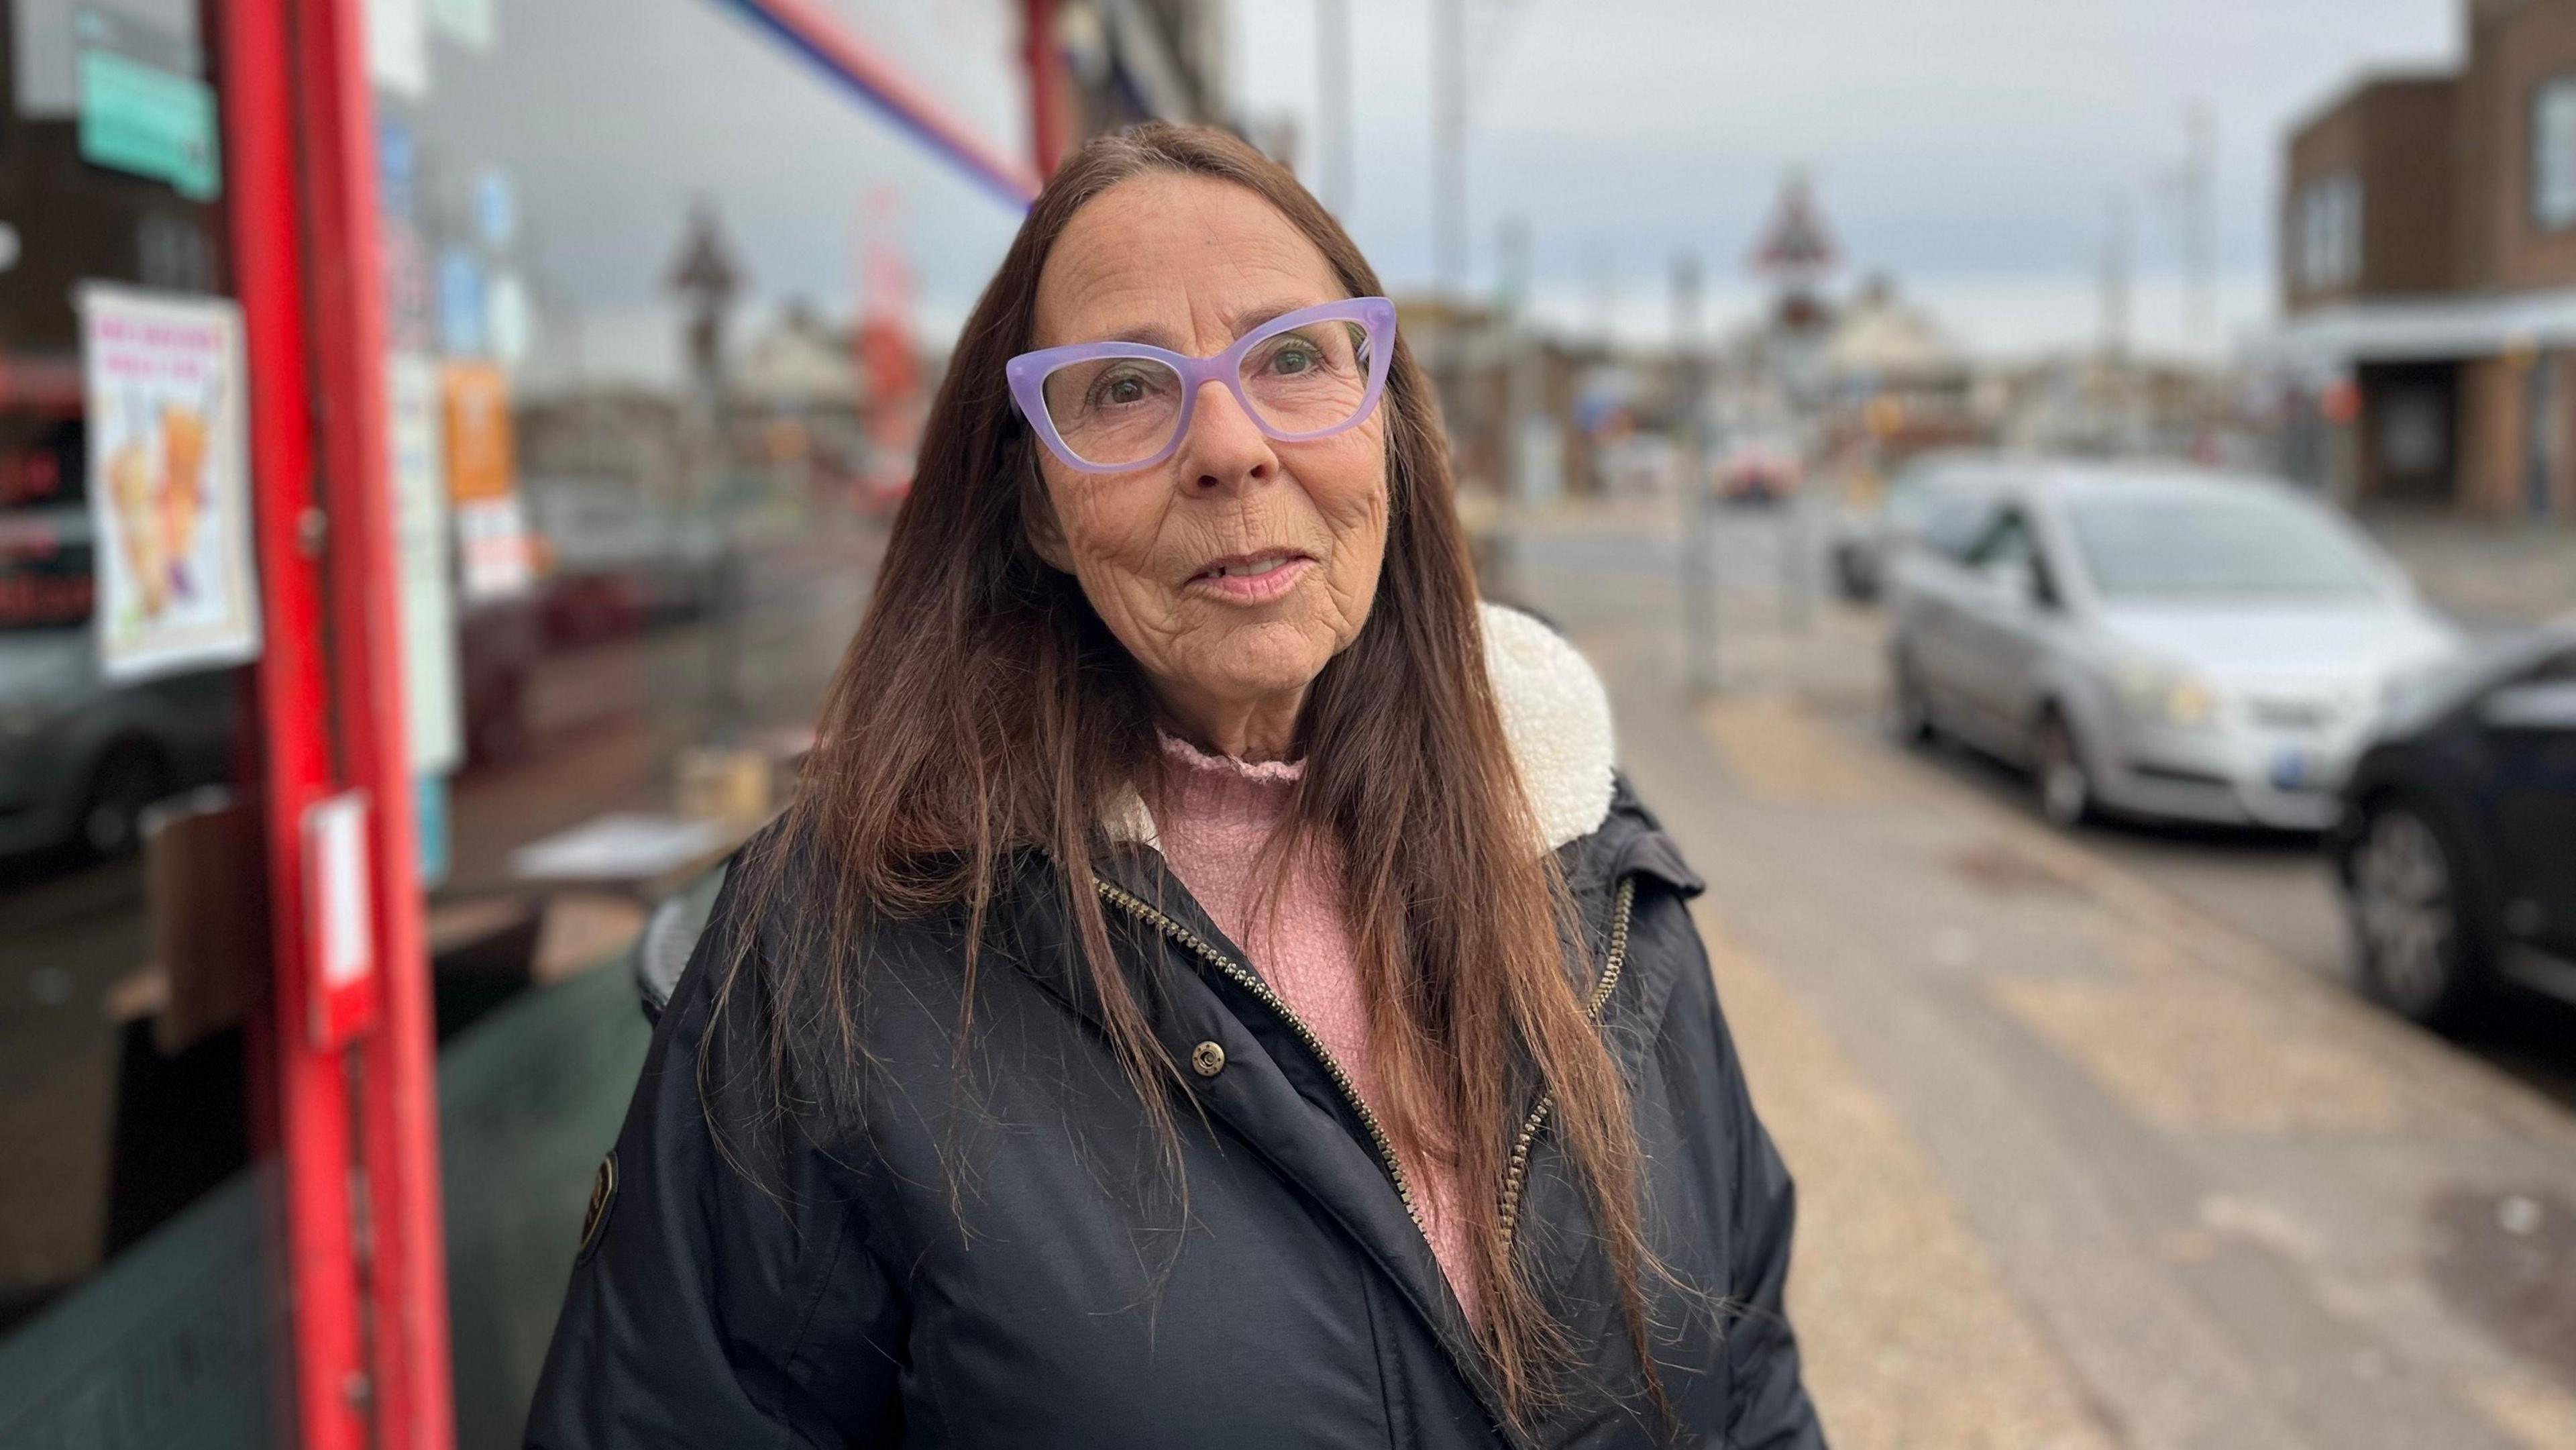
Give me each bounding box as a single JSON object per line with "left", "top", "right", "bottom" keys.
{"left": 437, "top": 248, "right": 487, "bottom": 356}
{"left": 415, "top": 774, "right": 450, "bottom": 889}
{"left": 78, "top": 48, "right": 221, "bottom": 200}
{"left": 378, "top": 119, "right": 416, "bottom": 220}
{"left": 475, "top": 169, "right": 516, "bottom": 248}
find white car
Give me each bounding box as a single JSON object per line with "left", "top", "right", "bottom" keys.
{"left": 1886, "top": 464, "right": 2462, "bottom": 830}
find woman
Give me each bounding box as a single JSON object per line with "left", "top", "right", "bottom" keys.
{"left": 529, "top": 123, "right": 1821, "bottom": 1449}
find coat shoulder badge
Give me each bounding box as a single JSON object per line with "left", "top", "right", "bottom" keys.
{"left": 577, "top": 1151, "right": 618, "bottom": 1263}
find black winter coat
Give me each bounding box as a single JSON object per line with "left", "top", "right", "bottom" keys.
{"left": 527, "top": 609, "right": 1824, "bottom": 1450}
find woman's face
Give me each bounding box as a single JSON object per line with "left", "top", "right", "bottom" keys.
{"left": 1029, "top": 172, "right": 1389, "bottom": 755}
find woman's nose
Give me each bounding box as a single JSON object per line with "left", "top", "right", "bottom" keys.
{"left": 1178, "top": 378, "right": 1278, "bottom": 494}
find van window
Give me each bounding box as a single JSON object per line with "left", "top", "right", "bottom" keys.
{"left": 1919, "top": 495, "right": 2000, "bottom": 561}
{"left": 1965, "top": 510, "right": 2035, "bottom": 572}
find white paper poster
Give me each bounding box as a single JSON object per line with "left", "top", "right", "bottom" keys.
{"left": 455, "top": 493, "right": 534, "bottom": 603}
{"left": 388, "top": 352, "right": 462, "bottom": 774}
{"left": 486, "top": 270, "right": 531, "bottom": 366}
{"left": 78, "top": 286, "right": 262, "bottom": 681}
{"left": 429, "top": 0, "right": 495, "bottom": 50}
{"left": 365, "top": 0, "right": 429, "bottom": 98}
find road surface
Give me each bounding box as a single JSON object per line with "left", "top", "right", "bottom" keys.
{"left": 1503, "top": 502, "right": 2576, "bottom": 1450}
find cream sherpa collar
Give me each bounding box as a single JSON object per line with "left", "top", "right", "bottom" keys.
{"left": 1105, "top": 602, "right": 1617, "bottom": 853}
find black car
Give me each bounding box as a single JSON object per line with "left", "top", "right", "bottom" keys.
{"left": 2331, "top": 621, "right": 2576, "bottom": 1026}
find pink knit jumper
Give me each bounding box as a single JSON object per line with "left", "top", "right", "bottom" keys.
{"left": 1148, "top": 733, "right": 1482, "bottom": 1322}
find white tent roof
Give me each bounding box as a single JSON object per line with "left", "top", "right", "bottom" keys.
{"left": 737, "top": 310, "right": 856, "bottom": 405}
{"left": 1822, "top": 284, "right": 1966, "bottom": 382}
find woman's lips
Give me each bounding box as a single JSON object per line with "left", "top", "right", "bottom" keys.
{"left": 1185, "top": 550, "right": 1315, "bottom": 604}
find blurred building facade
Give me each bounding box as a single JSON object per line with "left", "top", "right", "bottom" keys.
{"left": 2277, "top": 0, "right": 2576, "bottom": 523}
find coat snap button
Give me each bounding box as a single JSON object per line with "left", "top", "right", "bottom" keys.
{"left": 1191, "top": 1041, "right": 1226, "bottom": 1077}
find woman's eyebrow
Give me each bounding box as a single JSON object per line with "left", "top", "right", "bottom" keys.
{"left": 1224, "top": 299, "right": 1322, "bottom": 338}
{"left": 1080, "top": 299, "right": 1323, "bottom": 352}
{"left": 1095, "top": 322, "right": 1181, "bottom": 348}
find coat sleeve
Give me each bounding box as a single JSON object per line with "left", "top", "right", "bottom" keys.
{"left": 1662, "top": 912, "right": 1826, "bottom": 1450}
{"left": 525, "top": 876, "right": 908, "bottom": 1449}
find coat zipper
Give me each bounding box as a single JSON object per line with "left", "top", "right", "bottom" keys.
{"left": 1092, "top": 877, "right": 1424, "bottom": 1235}
{"left": 1093, "top": 872, "right": 1638, "bottom": 1256}
{"left": 1497, "top": 876, "right": 1635, "bottom": 1253}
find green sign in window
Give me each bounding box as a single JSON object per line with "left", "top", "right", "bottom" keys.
{"left": 77, "top": 48, "right": 221, "bottom": 201}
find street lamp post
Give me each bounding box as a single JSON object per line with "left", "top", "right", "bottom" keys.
{"left": 1674, "top": 253, "right": 1719, "bottom": 694}
{"left": 1317, "top": 0, "right": 1352, "bottom": 219}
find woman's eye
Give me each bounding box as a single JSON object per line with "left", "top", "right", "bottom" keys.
{"left": 1268, "top": 342, "right": 1321, "bottom": 375}
{"left": 1091, "top": 371, "right": 1157, "bottom": 408}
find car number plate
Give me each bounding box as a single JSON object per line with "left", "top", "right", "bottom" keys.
{"left": 2270, "top": 747, "right": 2313, "bottom": 790}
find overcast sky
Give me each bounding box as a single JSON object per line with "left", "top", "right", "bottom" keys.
{"left": 379, "top": 0, "right": 2463, "bottom": 387}
{"left": 1226, "top": 0, "right": 2461, "bottom": 360}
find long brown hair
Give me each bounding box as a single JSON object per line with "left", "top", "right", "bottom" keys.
{"left": 716, "top": 122, "right": 1661, "bottom": 1432}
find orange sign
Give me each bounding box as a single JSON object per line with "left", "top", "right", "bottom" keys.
{"left": 441, "top": 362, "right": 515, "bottom": 502}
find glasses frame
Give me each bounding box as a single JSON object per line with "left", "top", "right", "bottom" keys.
{"left": 1006, "top": 296, "right": 1399, "bottom": 474}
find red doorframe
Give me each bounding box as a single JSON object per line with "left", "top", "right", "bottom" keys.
{"left": 287, "top": 0, "right": 455, "bottom": 1446}
{"left": 218, "top": 0, "right": 370, "bottom": 1445}
{"left": 223, "top": 0, "right": 453, "bottom": 1445}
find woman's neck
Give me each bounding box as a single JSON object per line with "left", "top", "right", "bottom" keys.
{"left": 1152, "top": 684, "right": 1307, "bottom": 762}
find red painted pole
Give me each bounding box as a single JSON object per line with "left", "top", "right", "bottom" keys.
{"left": 1023, "top": 0, "right": 1069, "bottom": 178}
{"left": 289, "top": 1, "right": 455, "bottom": 1447}
{"left": 215, "top": 0, "right": 369, "bottom": 1445}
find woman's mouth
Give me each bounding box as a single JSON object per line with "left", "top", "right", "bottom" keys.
{"left": 1186, "top": 550, "right": 1315, "bottom": 604}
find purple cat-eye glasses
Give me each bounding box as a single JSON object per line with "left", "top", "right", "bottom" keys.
{"left": 1006, "top": 297, "right": 1397, "bottom": 474}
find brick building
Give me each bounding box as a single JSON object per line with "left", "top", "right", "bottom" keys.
{"left": 2277, "top": 0, "right": 2576, "bottom": 521}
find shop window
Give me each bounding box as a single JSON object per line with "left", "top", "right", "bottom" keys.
{"left": 2298, "top": 171, "right": 2363, "bottom": 291}
{"left": 2534, "top": 75, "right": 2576, "bottom": 231}
{"left": 1, "top": 5, "right": 280, "bottom": 1437}
{"left": 371, "top": 11, "right": 1028, "bottom": 1433}
{"left": 2380, "top": 388, "right": 2449, "bottom": 478}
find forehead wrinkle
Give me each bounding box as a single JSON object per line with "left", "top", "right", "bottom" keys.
{"left": 1034, "top": 174, "right": 1343, "bottom": 354}
{"left": 1220, "top": 298, "right": 1324, "bottom": 339}
{"left": 1077, "top": 296, "right": 1320, "bottom": 353}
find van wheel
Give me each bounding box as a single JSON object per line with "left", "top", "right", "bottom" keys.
{"left": 1890, "top": 656, "right": 1935, "bottom": 745}
{"left": 2033, "top": 710, "right": 2095, "bottom": 829}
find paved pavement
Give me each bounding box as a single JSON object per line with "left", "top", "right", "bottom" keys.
{"left": 2362, "top": 510, "right": 2576, "bottom": 631}
{"left": 1499, "top": 503, "right": 2576, "bottom": 1450}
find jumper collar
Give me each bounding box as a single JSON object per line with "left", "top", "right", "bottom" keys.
{"left": 1104, "top": 603, "right": 1616, "bottom": 855}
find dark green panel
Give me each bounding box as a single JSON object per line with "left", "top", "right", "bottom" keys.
{"left": 438, "top": 958, "right": 651, "bottom": 1450}
{"left": 0, "top": 1168, "right": 278, "bottom": 1450}
{"left": 0, "top": 951, "right": 652, "bottom": 1450}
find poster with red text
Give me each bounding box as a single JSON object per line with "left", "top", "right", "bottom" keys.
{"left": 78, "top": 287, "right": 262, "bottom": 681}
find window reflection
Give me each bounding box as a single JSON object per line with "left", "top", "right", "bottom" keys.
{"left": 1, "top": 0, "right": 259, "bottom": 1340}
{"left": 393, "top": 0, "right": 1017, "bottom": 954}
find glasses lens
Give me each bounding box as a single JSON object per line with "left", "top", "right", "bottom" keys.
{"left": 1040, "top": 356, "right": 1185, "bottom": 468}
{"left": 1238, "top": 320, "right": 1372, "bottom": 436}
